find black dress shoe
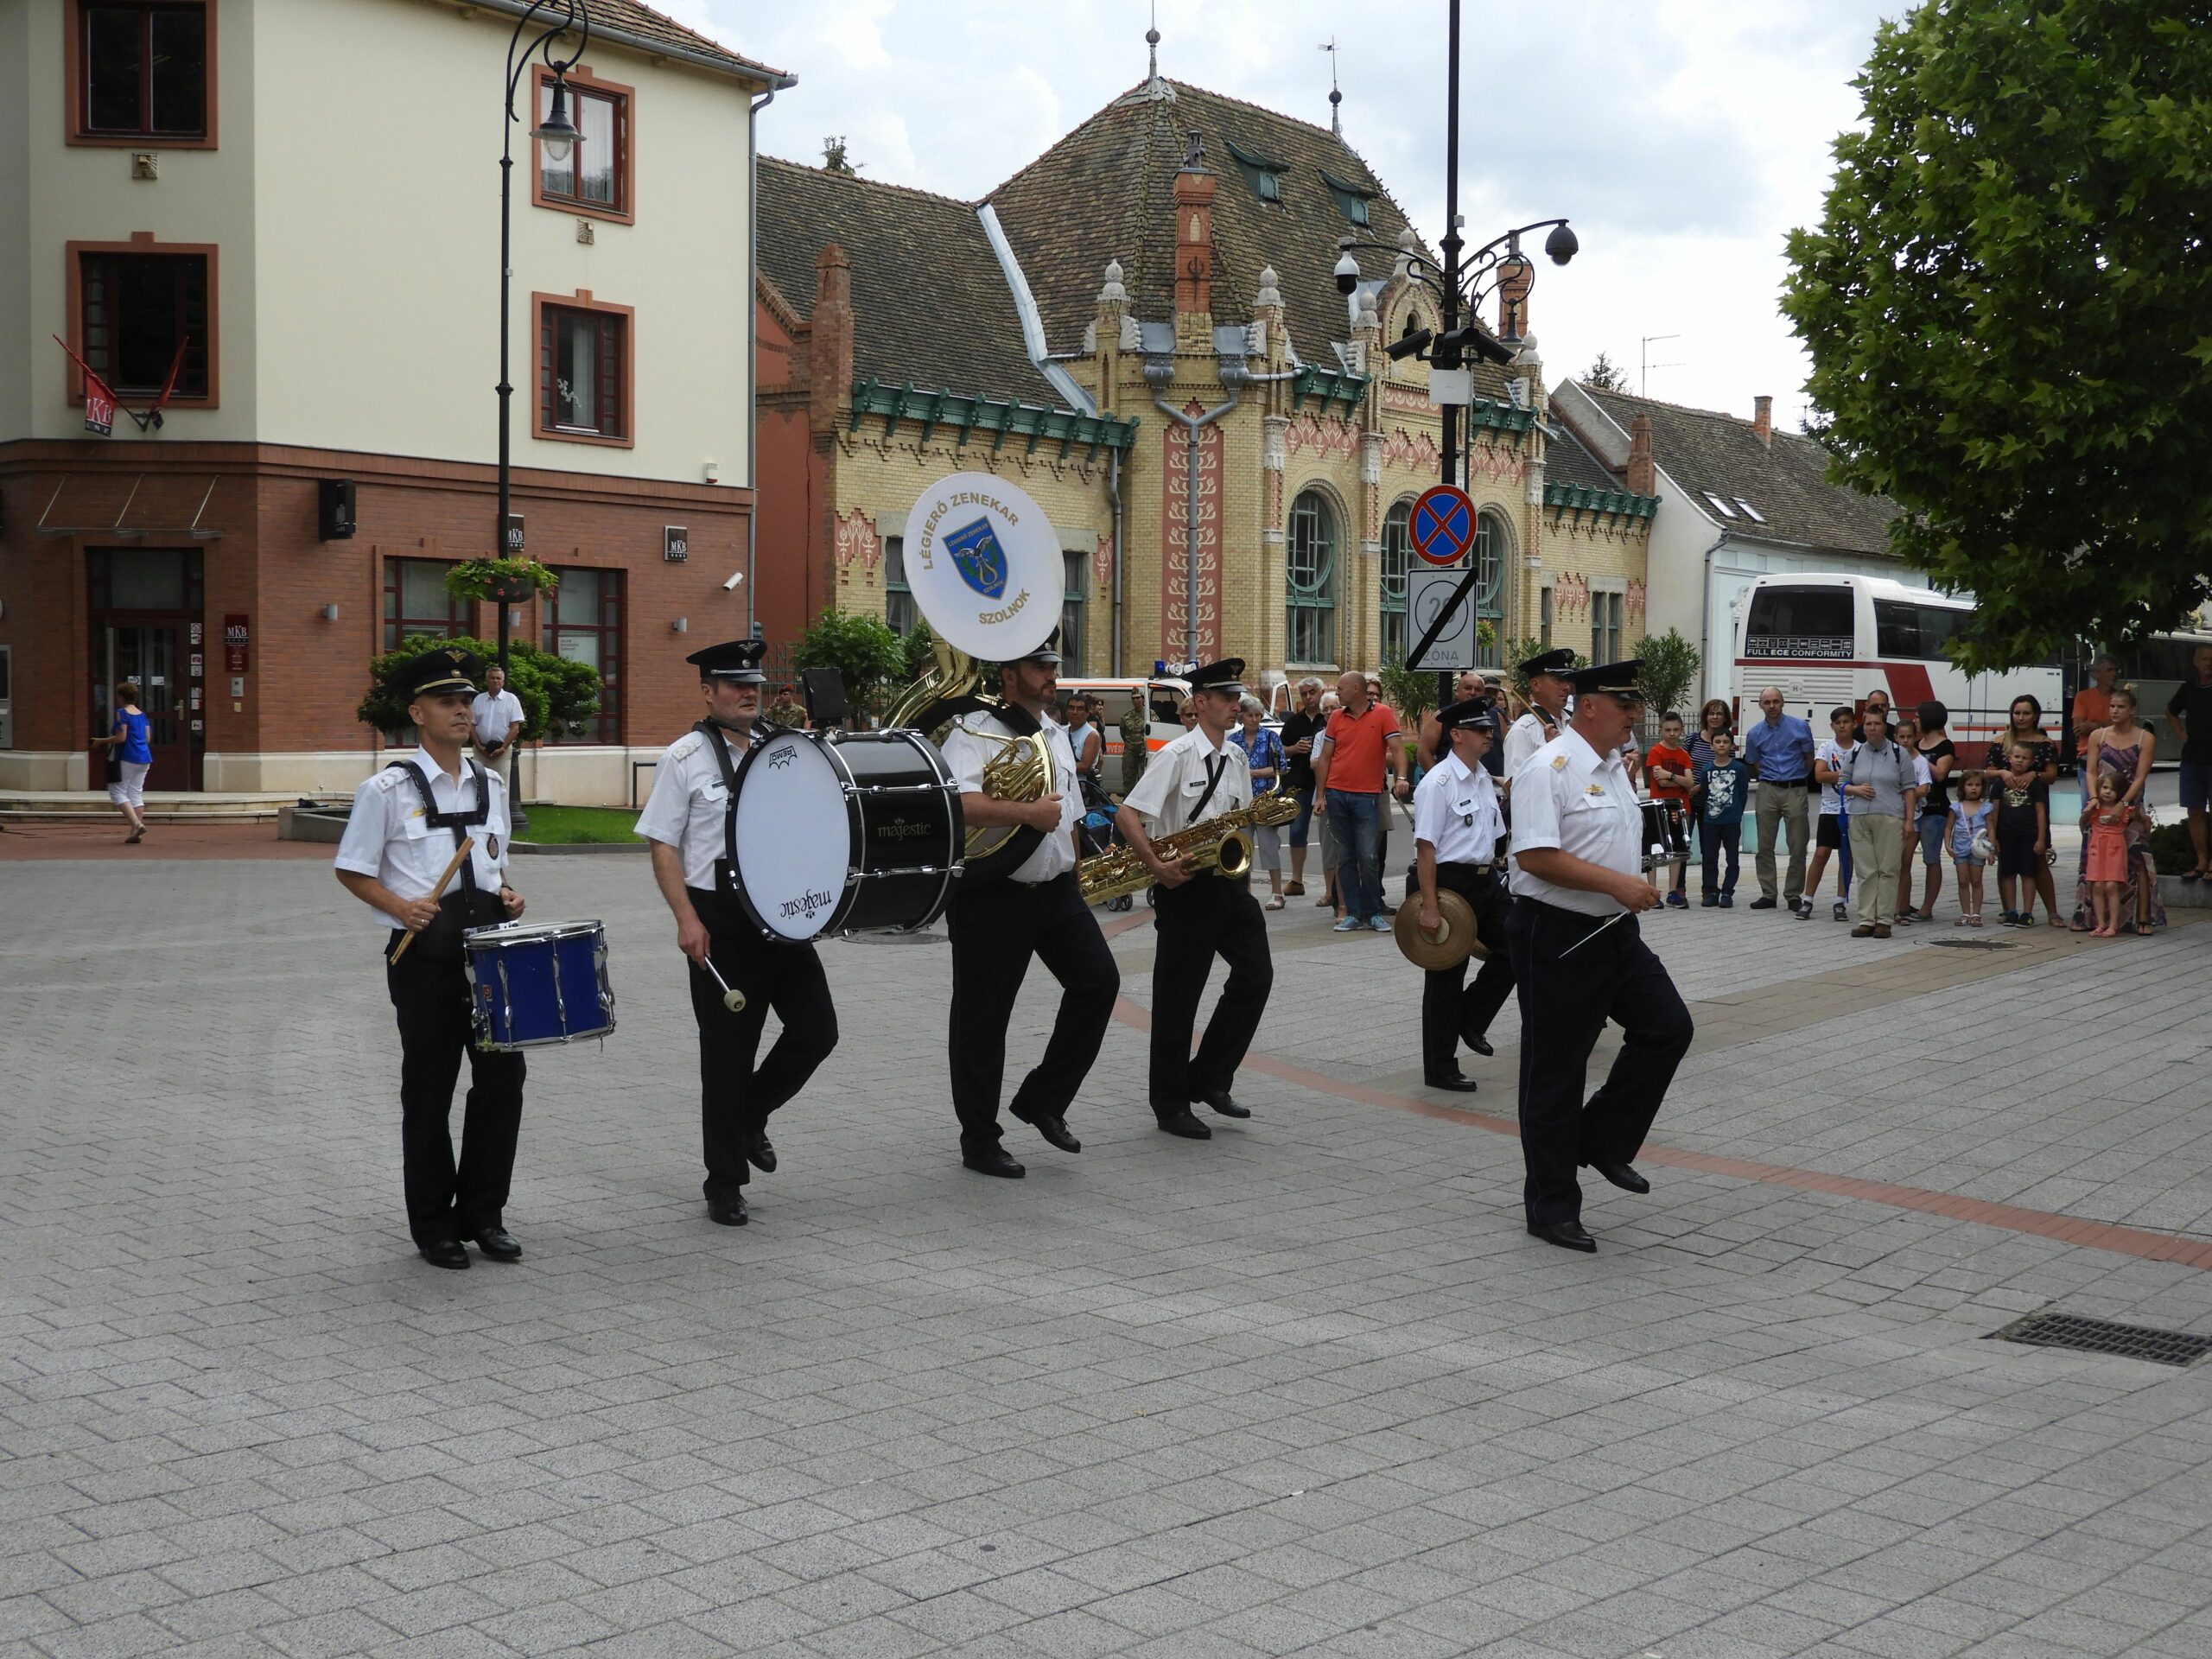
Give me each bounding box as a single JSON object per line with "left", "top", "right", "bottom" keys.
{"left": 1748, "top": 896, "right": 1779, "bottom": 910}
{"left": 417, "top": 1238, "right": 470, "bottom": 1270}
{"left": 1425, "top": 1073, "right": 1481, "bottom": 1093}
{"left": 1024, "top": 1113, "right": 1082, "bottom": 1154}
{"left": 471, "top": 1227, "right": 523, "bottom": 1262}
{"left": 746, "top": 1132, "right": 777, "bottom": 1174}
{"left": 962, "top": 1147, "right": 1027, "bottom": 1178}
{"left": 1590, "top": 1160, "right": 1650, "bottom": 1195}
{"left": 1195, "top": 1089, "right": 1250, "bottom": 1119}
{"left": 707, "top": 1195, "right": 749, "bottom": 1226}
{"left": 1527, "top": 1218, "right": 1597, "bottom": 1253}
{"left": 1466, "top": 1035, "right": 1494, "bottom": 1058}
{"left": 1154, "top": 1107, "right": 1212, "bottom": 1140}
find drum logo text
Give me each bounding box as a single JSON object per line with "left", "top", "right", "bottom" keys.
{"left": 944, "top": 517, "right": 1009, "bottom": 600}
{"left": 781, "top": 887, "right": 835, "bottom": 920}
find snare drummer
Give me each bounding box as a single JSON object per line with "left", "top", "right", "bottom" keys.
{"left": 940, "top": 627, "right": 1119, "bottom": 1178}
{"left": 1412, "top": 700, "right": 1515, "bottom": 1093}
{"left": 1116, "top": 658, "right": 1273, "bottom": 1136}
{"left": 334, "top": 648, "right": 528, "bottom": 1271}
{"left": 636, "top": 639, "right": 839, "bottom": 1228}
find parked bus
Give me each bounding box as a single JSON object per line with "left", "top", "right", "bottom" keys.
{"left": 1733, "top": 575, "right": 2063, "bottom": 750}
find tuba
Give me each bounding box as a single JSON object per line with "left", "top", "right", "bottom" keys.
{"left": 883, "top": 638, "right": 1052, "bottom": 867}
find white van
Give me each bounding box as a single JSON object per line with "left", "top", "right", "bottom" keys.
{"left": 1057, "top": 677, "right": 1191, "bottom": 770}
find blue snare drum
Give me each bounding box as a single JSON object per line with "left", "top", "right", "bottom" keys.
{"left": 462, "top": 919, "right": 616, "bottom": 1051}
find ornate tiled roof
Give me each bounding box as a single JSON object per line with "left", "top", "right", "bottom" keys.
{"left": 985, "top": 79, "right": 1436, "bottom": 365}
{"left": 474, "top": 0, "right": 789, "bottom": 86}
{"left": 1582, "top": 387, "right": 1899, "bottom": 556}
{"left": 755, "top": 158, "right": 1066, "bottom": 410}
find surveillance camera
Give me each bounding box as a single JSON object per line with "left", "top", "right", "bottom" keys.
{"left": 1333, "top": 248, "right": 1360, "bottom": 296}
{"left": 721, "top": 571, "right": 744, "bottom": 591}
{"left": 1385, "top": 327, "right": 1433, "bottom": 363}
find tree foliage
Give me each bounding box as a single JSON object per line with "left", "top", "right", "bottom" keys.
{"left": 1781, "top": 0, "right": 2212, "bottom": 670}
{"left": 791, "top": 608, "right": 907, "bottom": 722}
{"left": 1376, "top": 653, "right": 1437, "bottom": 726}
{"left": 1634, "top": 627, "right": 1701, "bottom": 719}
{"left": 1497, "top": 637, "right": 1585, "bottom": 701}
{"left": 356, "top": 635, "right": 601, "bottom": 741}
{"left": 1582, "top": 351, "right": 1630, "bottom": 393}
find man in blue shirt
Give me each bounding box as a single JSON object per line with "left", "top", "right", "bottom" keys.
{"left": 1741, "top": 685, "right": 1817, "bottom": 915}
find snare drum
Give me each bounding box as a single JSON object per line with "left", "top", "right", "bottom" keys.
{"left": 728, "top": 729, "right": 963, "bottom": 944}
{"left": 1638, "top": 800, "right": 1690, "bottom": 870}
{"left": 463, "top": 919, "right": 615, "bottom": 1051}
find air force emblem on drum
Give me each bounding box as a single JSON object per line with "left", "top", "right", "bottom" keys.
{"left": 944, "top": 517, "right": 1009, "bottom": 601}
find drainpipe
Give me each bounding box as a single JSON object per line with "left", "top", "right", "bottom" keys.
{"left": 746, "top": 85, "right": 776, "bottom": 639}
{"left": 1697, "top": 525, "right": 1732, "bottom": 704}
{"left": 1109, "top": 449, "right": 1124, "bottom": 675}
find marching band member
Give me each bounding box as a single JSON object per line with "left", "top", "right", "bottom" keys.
{"left": 334, "top": 648, "right": 527, "bottom": 1270}
{"left": 636, "top": 640, "right": 838, "bottom": 1228}
{"left": 1506, "top": 660, "right": 1694, "bottom": 1253}
{"left": 1503, "top": 647, "right": 1577, "bottom": 785}
{"left": 940, "top": 628, "right": 1117, "bottom": 1177}
{"left": 1413, "top": 700, "right": 1516, "bottom": 1092}
{"left": 1116, "top": 658, "right": 1274, "bottom": 1137}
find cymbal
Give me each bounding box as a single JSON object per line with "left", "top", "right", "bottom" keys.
{"left": 1393, "top": 889, "right": 1482, "bottom": 970}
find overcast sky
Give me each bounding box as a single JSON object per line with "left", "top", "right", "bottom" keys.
{"left": 665, "top": 0, "right": 1909, "bottom": 427}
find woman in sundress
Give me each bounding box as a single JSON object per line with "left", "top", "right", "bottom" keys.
{"left": 2069, "top": 685, "right": 2164, "bottom": 933}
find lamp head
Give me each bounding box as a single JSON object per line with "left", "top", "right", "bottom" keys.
{"left": 1543, "top": 221, "right": 1579, "bottom": 266}
{"left": 1332, "top": 246, "right": 1360, "bottom": 296}
{"left": 532, "top": 76, "right": 580, "bottom": 165}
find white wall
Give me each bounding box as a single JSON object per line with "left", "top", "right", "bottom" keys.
{"left": 251, "top": 0, "right": 756, "bottom": 486}
{"left": 12, "top": 0, "right": 259, "bottom": 442}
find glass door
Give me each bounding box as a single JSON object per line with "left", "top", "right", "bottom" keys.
{"left": 102, "top": 625, "right": 188, "bottom": 791}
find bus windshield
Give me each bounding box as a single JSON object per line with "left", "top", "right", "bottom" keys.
{"left": 1742, "top": 588, "right": 1853, "bottom": 658}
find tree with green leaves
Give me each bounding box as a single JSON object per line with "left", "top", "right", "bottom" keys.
{"left": 1782, "top": 0, "right": 2212, "bottom": 671}
{"left": 1635, "top": 628, "right": 1701, "bottom": 718}
{"left": 1582, "top": 352, "right": 1629, "bottom": 393}
{"left": 358, "top": 636, "right": 600, "bottom": 741}
{"left": 792, "top": 608, "right": 906, "bottom": 722}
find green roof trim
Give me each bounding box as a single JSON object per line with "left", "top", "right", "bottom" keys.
{"left": 1291, "top": 363, "right": 1370, "bottom": 411}
{"left": 1464, "top": 396, "right": 1536, "bottom": 436}
{"left": 1543, "top": 480, "right": 1659, "bottom": 520}
{"left": 849, "top": 379, "right": 1139, "bottom": 457}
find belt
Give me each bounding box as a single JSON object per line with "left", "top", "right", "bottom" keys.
{"left": 1759, "top": 777, "right": 1809, "bottom": 788}
{"left": 1440, "top": 859, "right": 1500, "bottom": 874}
{"left": 1522, "top": 896, "right": 1622, "bottom": 923}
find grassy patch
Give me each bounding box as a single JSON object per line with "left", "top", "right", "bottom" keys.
{"left": 515, "top": 804, "right": 645, "bottom": 845}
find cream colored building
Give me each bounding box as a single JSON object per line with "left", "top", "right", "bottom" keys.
{"left": 0, "top": 0, "right": 786, "bottom": 800}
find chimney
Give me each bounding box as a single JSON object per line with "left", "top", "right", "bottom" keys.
{"left": 808, "top": 244, "right": 853, "bottom": 436}
{"left": 1173, "top": 131, "right": 1217, "bottom": 319}
{"left": 1626, "top": 412, "right": 1655, "bottom": 497}
{"left": 1497, "top": 258, "right": 1532, "bottom": 342}
{"left": 1752, "top": 394, "right": 1772, "bottom": 449}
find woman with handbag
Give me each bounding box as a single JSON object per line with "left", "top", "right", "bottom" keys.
{"left": 95, "top": 681, "right": 154, "bottom": 844}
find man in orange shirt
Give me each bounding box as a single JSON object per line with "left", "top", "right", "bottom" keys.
{"left": 2072, "top": 656, "right": 2118, "bottom": 752}
{"left": 1313, "top": 669, "right": 1411, "bottom": 931}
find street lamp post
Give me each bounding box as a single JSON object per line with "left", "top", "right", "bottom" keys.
{"left": 499, "top": 0, "right": 592, "bottom": 678}
{"left": 1328, "top": 0, "right": 1577, "bottom": 700}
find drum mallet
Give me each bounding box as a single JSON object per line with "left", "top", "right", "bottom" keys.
{"left": 389, "top": 836, "right": 474, "bottom": 966}
{"left": 700, "top": 955, "right": 747, "bottom": 1013}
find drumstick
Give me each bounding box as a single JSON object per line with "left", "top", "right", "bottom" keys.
{"left": 389, "top": 836, "right": 474, "bottom": 965}
{"left": 1558, "top": 911, "right": 1628, "bottom": 959}
{"left": 700, "top": 955, "right": 747, "bottom": 1013}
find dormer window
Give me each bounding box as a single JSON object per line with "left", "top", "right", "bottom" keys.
{"left": 1733, "top": 499, "right": 1766, "bottom": 522}
{"left": 1702, "top": 492, "right": 1738, "bottom": 518}
{"left": 1224, "top": 137, "right": 1287, "bottom": 204}
{"left": 1319, "top": 168, "right": 1375, "bottom": 227}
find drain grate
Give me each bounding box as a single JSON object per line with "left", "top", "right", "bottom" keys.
{"left": 1929, "top": 937, "right": 2018, "bottom": 950}
{"left": 1987, "top": 1312, "right": 2212, "bottom": 1366}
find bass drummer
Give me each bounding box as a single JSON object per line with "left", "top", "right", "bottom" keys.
{"left": 636, "top": 639, "right": 839, "bottom": 1228}
{"left": 940, "top": 627, "right": 1119, "bottom": 1178}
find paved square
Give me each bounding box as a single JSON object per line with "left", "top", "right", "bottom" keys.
{"left": 3, "top": 845, "right": 2209, "bottom": 1658}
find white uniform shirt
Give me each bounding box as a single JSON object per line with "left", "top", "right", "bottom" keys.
{"left": 1508, "top": 725, "right": 1642, "bottom": 917}
{"left": 1414, "top": 750, "right": 1503, "bottom": 866}
{"left": 1503, "top": 707, "right": 1564, "bottom": 781}
{"left": 939, "top": 708, "right": 1082, "bottom": 883}
{"left": 1122, "top": 724, "right": 1252, "bottom": 837}
{"left": 334, "top": 747, "right": 510, "bottom": 931}
{"left": 469, "top": 688, "right": 524, "bottom": 747}
{"left": 635, "top": 723, "right": 749, "bottom": 892}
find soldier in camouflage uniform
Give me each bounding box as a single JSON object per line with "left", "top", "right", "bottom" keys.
{"left": 1119, "top": 687, "right": 1150, "bottom": 800}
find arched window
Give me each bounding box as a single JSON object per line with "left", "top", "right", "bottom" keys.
{"left": 1474, "top": 508, "right": 1510, "bottom": 667}
{"left": 1287, "top": 489, "right": 1338, "bottom": 665}
{"left": 1380, "top": 499, "right": 1413, "bottom": 661}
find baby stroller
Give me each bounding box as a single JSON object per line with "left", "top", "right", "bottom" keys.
{"left": 1077, "top": 773, "right": 1135, "bottom": 911}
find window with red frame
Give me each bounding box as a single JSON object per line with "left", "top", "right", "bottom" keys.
{"left": 80, "top": 3, "right": 209, "bottom": 138}
{"left": 79, "top": 251, "right": 211, "bottom": 397}
{"left": 383, "top": 560, "right": 463, "bottom": 652}
{"left": 540, "top": 305, "right": 626, "bottom": 439}
{"left": 538, "top": 79, "right": 627, "bottom": 213}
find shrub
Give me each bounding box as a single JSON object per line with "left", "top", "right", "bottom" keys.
{"left": 355, "top": 635, "right": 601, "bottom": 741}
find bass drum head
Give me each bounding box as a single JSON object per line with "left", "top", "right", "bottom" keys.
{"left": 732, "top": 731, "right": 855, "bottom": 942}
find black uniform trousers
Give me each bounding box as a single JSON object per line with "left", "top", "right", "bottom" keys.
{"left": 945, "top": 871, "right": 1118, "bottom": 1154}
{"left": 1504, "top": 899, "right": 1694, "bottom": 1226}
{"left": 1421, "top": 866, "right": 1516, "bottom": 1081}
{"left": 685, "top": 887, "right": 838, "bottom": 1204}
{"left": 1147, "top": 873, "right": 1274, "bottom": 1111}
{"left": 385, "top": 944, "right": 524, "bottom": 1249}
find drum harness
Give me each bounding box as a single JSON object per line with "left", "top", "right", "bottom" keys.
{"left": 384, "top": 758, "right": 501, "bottom": 963}
{"left": 694, "top": 716, "right": 778, "bottom": 902}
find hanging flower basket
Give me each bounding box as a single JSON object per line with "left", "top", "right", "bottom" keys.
{"left": 446, "top": 556, "right": 559, "bottom": 607}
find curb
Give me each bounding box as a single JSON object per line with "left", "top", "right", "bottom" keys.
{"left": 511, "top": 840, "right": 648, "bottom": 855}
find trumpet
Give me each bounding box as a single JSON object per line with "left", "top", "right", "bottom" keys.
{"left": 1077, "top": 792, "right": 1299, "bottom": 906}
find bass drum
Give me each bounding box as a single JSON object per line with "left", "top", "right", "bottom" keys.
{"left": 729, "top": 729, "right": 963, "bottom": 943}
